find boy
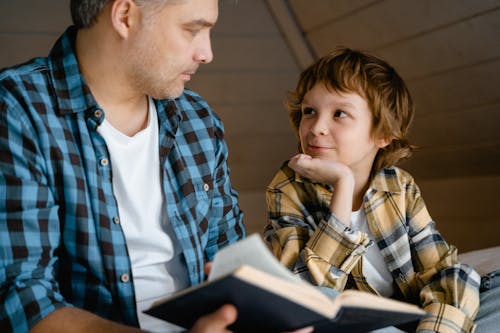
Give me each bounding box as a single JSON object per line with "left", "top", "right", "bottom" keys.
{"left": 264, "top": 47, "right": 487, "bottom": 332}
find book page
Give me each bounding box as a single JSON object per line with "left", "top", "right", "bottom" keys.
{"left": 336, "top": 290, "right": 426, "bottom": 314}
{"left": 208, "top": 234, "right": 302, "bottom": 283}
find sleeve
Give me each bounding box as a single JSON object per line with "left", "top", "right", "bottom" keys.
{"left": 403, "top": 178, "right": 480, "bottom": 333}
{"left": 0, "top": 89, "right": 70, "bottom": 332}
{"left": 264, "top": 167, "right": 371, "bottom": 290}
{"left": 203, "top": 112, "right": 245, "bottom": 262}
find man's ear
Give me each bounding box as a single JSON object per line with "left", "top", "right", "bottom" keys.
{"left": 110, "top": 0, "right": 140, "bottom": 39}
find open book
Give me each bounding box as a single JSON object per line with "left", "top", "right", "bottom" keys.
{"left": 145, "top": 234, "right": 427, "bottom": 333}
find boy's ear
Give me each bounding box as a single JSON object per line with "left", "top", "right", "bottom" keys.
{"left": 110, "top": 0, "right": 140, "bottom": 39}
{"left": 376, "top": 136, "right": 392, "bottom": 149}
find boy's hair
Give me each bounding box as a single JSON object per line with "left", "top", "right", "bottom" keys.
{"left": 70, "top": 0, "right": 171, "bottom": 28}
{"left": 287, "top": 47, "right": 415, "bottom": 173}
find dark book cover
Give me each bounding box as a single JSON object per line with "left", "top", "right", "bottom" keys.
{"left": 144, "top": 273, "right": 426, "bottom": 333}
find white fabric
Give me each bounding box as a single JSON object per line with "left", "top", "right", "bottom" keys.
{"left": 97, "top": 98, "right": 188, "bottom": 332}
{"left": 351, "top": 208, "right": 394, "bottom": 297}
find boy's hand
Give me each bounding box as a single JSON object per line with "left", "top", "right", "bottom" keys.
{"left": 289, "top": 154, "right": 354, "bottom": 226}
{"left": 288, "top": 154, "right": 353, "bottom": 186}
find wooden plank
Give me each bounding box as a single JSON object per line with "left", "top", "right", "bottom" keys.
{"left": 215, "top": 0, "right": 281, "bottom": 36}
{"left": 435, "top": 217, "right": 499, "bottom": 252}
{"left": 226, "top": 133, "right": 297, "bottom": 190}
{"left": 236, "top": 190, "right": 267, "bottom": 235}
{"left": 401, "top": 142, "right": 500, "bottom": 179}
{"left": 375, "top": 9, "right": 500, "bottom": 79}
{"left": 205, "top": 36, "right": 298, "bottom": 71}
{"left": 416, "top": 176, "right": 500, "bottom": 252}
{"left": 0, "top": 0, "right": 70, "bottom": 32}
{"left": 214, "top": 104, "right": 296, "bottom": 136}
{"left": 0, "top": 33, "right": 59, "bottom": 68}
{"left": 410, "top": 103, "right": 500, "bottom": 147}
{"left": 264, "top": 0, "right": 316, "bottom": 69}
{"left": 306, "top": 0, "right": 500, "bottom": 55}
{"left": 407, "top": 59, "right": 500, "bottom": 116}
{"left": 289, "top": 0, "right": 377, "bottom": 32}
{"left": 188, "top": 72, "right": 298, "bottom": 104}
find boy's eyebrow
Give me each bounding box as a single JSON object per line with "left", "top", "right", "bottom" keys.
{"left": 301, "top": 99, "right": 356, "bottom": 109}
{"left": 337, "top": 102, "right": 356, "bottom": 108}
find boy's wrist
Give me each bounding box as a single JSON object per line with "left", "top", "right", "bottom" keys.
{"left": 329, "top": 173, "right": 355, "bottom": 226}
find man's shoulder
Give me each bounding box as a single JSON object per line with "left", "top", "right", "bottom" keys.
{"left": 0, "top": 57, "right": 50, "bottom": 104}
{"left": 0, "top": 57, "right": 49, "bottom": 83}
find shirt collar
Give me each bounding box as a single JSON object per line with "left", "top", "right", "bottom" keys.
{"left": 47, "top": 26, "right": 98, "bottom": 116}
{"left": 369, "top": 167, "right": 402, "bottom": 194}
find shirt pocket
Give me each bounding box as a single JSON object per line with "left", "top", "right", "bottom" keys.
{"left": 190, "top": 179, "right": 214, "bottom": 222}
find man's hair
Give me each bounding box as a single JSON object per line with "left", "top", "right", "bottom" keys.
{"left": 70, "top": 0, "right": 171, "bottom": 28}
{"left": 287, "top": 47, "right": 415, "bottom": 174}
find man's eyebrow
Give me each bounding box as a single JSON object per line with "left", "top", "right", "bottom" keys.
{"left": 183, "top": 19, "right": 215, "bottom": 28}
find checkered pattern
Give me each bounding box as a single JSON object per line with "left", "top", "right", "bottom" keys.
{"left": 0, "top": 26, "right": 245, "bottom": 332}
{"left": 265, "top": 163, "right": 480, "bottom": 333}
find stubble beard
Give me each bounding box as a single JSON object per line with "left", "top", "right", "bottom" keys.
{"left": 128, "top": 33, "right": 185, "bottom": 99}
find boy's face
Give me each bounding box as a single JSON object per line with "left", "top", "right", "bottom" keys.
{"left": 125, "top": 0, "right": 218, "bottom": 99}
{"left": 298, "top": 83, "right": 387, "bottom": 175}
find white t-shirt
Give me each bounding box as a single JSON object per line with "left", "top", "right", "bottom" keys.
{"left": 97, "top": 98, "right": 188, "bottom": 332}
{"left": 351, "top": 208, "right": 394, "bottom": 297}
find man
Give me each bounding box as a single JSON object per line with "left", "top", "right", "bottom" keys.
{"left": 0, "top": 0, "right": 246, "bottom": 332}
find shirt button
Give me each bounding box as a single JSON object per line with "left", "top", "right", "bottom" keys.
{"left": 203, "top": 183, "right": 210, "bottom": 191}
{"left": 94, "top": 109, "right": 103, "bottom": 118}
{"left": 100, "top": 158, "right": 109, "bottom": 166}
{"left": 120, "top": 273, "right": 130, "bottom": 283}
{"left": 113, "top": 216, "right": 120, "bottom": 224}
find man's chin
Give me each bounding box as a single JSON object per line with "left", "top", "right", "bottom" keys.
{"left": 150, "top": 85, "right": 185, "bottom": 100}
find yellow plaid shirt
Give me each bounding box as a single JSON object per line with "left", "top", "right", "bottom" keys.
{"left": 265, "top": 163, "right": 480, "bottom": 333}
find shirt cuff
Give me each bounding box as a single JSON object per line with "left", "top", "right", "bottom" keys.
{"left": 417, "top": 303, "right": 476, "bottom": 333}
{"left": 306, "top": 214, "right": 372, "bottom": 271}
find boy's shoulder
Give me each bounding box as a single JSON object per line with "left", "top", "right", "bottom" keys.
{"left": 373, "top": 166, "right": 418, "bottom": 193}
{"left": 268, "top": 161, "right": 295, "bottom": 189}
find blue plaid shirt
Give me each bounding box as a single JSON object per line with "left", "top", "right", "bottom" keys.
{"left": 0, "top": 26, "right": 245, "bottom": 332}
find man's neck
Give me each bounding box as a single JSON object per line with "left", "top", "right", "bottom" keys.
{"left": 75, "top": 28, "right": 149, "bottom": 136}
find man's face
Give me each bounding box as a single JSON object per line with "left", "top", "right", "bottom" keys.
{"left": 127, "top": 0, "right": 218, "bottom": 99}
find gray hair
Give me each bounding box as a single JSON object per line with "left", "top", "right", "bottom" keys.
{"left": 70, "top": 0, "right": 172, "bottom": 28}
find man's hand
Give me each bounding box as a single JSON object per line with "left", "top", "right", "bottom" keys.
{"left": 201, "top": 263, "right": 313, "bottom": 333}
{"left": 188, "top": 304, "right": 238, "bottom": 333}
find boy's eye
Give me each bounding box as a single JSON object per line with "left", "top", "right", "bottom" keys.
{"left": 301, "top": 107, "right": 315, "bottom": 115}
{"left": 334, "top": 110, "right": 347, "bottom": 118}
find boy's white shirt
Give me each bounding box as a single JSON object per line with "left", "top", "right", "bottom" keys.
{"left": 97, "top": 97, "right": 188, "bottom": 332}
{"left": 351, "top": 208, "right": 394, "bottom": 297}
